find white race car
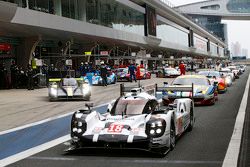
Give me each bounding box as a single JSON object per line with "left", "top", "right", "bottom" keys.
{"left": 68, "top": 84, "right": 194, "bottom": 156}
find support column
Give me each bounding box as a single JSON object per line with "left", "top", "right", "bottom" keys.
{"left": 188, "top": 28, "right": 194, "bottom": 47}
{"left": 16, "top": 36, "right": 41, "bottom": 69}
{"left": 54, "top": 0, "right": 62, "bottom": 16}
{"left": 26, "top": 0, "right": 29, "bottom": 9}
{"left": 77, "top": 0, "right": 86, "bottom": 21}
{"left": 206, "top": 38, "right": 210, "bottom": 52}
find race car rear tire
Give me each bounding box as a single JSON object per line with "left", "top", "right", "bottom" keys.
{"left": 170, "top": 119, "right": 176, "bottom": 150}
{"left": 113, "top": 78, "right": 117, "bottom": 84}
{"left": 152, "top": 146, "right": 169, "bottom": 157}
{"left": 187, "top": 107, "right": 194, "bottom": 132}
{"left": 84, "top": 96, "right": 91, "bottom": 101}
{"left": 210, "top": 97, "right": 216, "bottom": 105}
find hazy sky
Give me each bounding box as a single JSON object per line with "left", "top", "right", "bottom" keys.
{"left": 168, "top": 0, "right": 250, "bottom": 57}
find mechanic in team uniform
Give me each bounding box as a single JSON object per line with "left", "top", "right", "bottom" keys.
{"left": 128, "top": 63, "right": 137, "bottom": 82}
{"left": 100, "top": 61, "right": 108, "bottom": 86}
{"left": 10, "top": 60, "right": 18, "bottom": 88}
{"left": 179, "top": 61, "right": 186, "bottom": 75}
{"left": 26, "top": 64, "right": 34, "bottom": 90}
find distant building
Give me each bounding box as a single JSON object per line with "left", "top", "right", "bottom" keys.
{"left": 242, "top": 48, "right": 248, "bottom": 58}
{"left": 231, "top": 42, "right": 241, "bottom": 57}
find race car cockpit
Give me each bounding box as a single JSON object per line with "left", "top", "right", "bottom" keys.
{"left": 63, "top": 76, "right": 77, "bottom": 86}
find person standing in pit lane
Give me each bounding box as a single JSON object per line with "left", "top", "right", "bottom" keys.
{"left": 26, "top": 64, "right": 34, "bottom": 90}
{"left": 179, "top": 61, "right": 186, "bottom": 75}
{"left": 10, "top": 60, "right": 18, "bottom": 88}
{"left": 128, "top": 63, "right": 137, "bottom": 82}
{"left": 100, "top": 61, "right": 108, "bottom": 86}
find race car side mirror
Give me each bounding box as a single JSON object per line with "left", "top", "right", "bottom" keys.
{"left": 168, "top": 103, "right": 177, "bottom": 109}
{"left": 107, "top": 103, "right": 112, "bottom": 113}
{"left": 85, "top": 103, "right": 94, "bottom": 111}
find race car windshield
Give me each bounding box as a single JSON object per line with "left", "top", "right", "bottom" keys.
{"left": 63, "top": 78, "right": 77, "bottom": 86}
{"left": 165, "top": 68, "right": 176, "bottom": 72}
{"left": 113, "top": 99, "right": 148, "bottom": 115}
{"left": 118, "top": 68, "right": 128, "bottom": 73}
{"left": 198, "top": 71, "right": 221, "bottom": 78}
{"left": 172, "top": 78, "right": 209, "bottom": 86}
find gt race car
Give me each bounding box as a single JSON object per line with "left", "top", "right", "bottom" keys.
{"left": 116, "top": 68, "right": 130, "bottom": 81}
{"left": 163, "top": 67, "right": 180, "bottom": 78}
{"left": 84, "top": 72, "right": 117, "bottom": 85}
{"left": 198, "top": 71, "right": 227, "bottom": 93}
{"left": 137, "top": 68, "right": 151, "bottom": 80}
{"left": 48, "top": 77, "right": 91, "bottom": 101}
{"left": 162, "top": 75, "right": 218, "bottom": 105}
{"left": 68, "top": 84, "right": 194, "bottom": 156}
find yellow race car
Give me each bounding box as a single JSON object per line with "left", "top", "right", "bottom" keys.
{"left": 48, "top": 77, "right": 91, "bottom": 101}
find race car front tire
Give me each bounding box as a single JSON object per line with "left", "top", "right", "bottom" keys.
{"left": 187, "top": 107, "right": 194, "bottom": 132}
{"left": 170, "top": 119, "right": 176, "bottom": 150}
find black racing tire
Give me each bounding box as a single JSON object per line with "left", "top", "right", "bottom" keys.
{"left": 113, "top": 78, "right": 117, "bottom": 84}
{"left": 84, "top": 96, "right": 91, "bottom": 101}
{"left": 152, "top": 146, "right": 169, "bottom": 157}
{"left": 49, "top": 98, "right": 56, "bottom": 102}
{"left": 187, "top": 105, "right": 194, "bottom": 132}
{"left": 170, "top": 119, "right": 176, "bottom": 150}
{"left": 210, "top": 96, "right": 216, "bottom": 105}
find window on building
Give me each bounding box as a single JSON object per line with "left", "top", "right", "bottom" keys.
{"left": 2, "top": 0, "right": 26, "bottom": 8}
{"left": 29, "top": 0, "right": 54, "bottom": 14}
{"left": 200, "top": 5, "right": 220, "bottom": 10}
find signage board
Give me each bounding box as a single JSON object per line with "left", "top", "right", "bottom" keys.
{"left": 100, "top": 51, "right": 109, "bottom": 56}
{"left": 0, "top": 43, "right": 11, "bottom": 51}
{"left": 85, "top": 51, "right": 92, "bottom": 55}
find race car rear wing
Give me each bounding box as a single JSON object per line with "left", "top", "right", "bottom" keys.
{"left": 120, "top": 83, "right": 194, "bottom": 100}
{"left": 119, "top": 83, "right": 156, "bottom": 97}
{"left": 49, "top": 78, "right": 84, "bottom": 82}
{"left": 156, "top": 83, "right": 194, "bottom": 100}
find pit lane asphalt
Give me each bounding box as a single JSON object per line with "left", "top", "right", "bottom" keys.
{"left": 8, "top": 70, "right": 250, "bottom": 167}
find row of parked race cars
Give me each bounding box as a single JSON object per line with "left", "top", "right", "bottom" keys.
{"left": 48, "top": 67, "right": 151, "bottom": 101}
{"left": 161, "top": 64, "right": 245, "bottom": 106}
{"left": 47, "top": 64, "right": 246, "bottom": 156}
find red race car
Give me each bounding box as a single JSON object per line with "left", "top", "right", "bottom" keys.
{"left": 136, "top": 68, "right": 151, "bottom": 80}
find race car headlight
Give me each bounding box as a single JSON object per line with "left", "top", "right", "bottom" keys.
{"left": 156, "top": 128, "right": 162, "bottom": 134}
{"left": 71, "top": 114, "right": 87, "bottom": 137}
{"left": 150, "top": 129, "right": 155, "bottom": 135}
{"left": 82, "top": 84, "right": 91, "bottom": 94}
{"left": 146, "top": 119, "right": 166, "bottom": 138}
{"left": 49, "top": 88, "right": 57, "bottom": 97}
{"left": 225, "top": 77, "right": 231, "bottom": 84}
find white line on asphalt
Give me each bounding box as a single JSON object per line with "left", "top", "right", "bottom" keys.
{"left": 0, "top": 135, "right": 71, "bottom": 167}
{"left": 27, "top": 157, "right": 222, "bottom": 164}
{"left": 0, "top": 102, "right": 110, "bottom": 136}
{"left": 222, "top": 72, "right": 250, "bottom": 167}
{"left": 28, "top": 156, "right": 76, "bottom": 161}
